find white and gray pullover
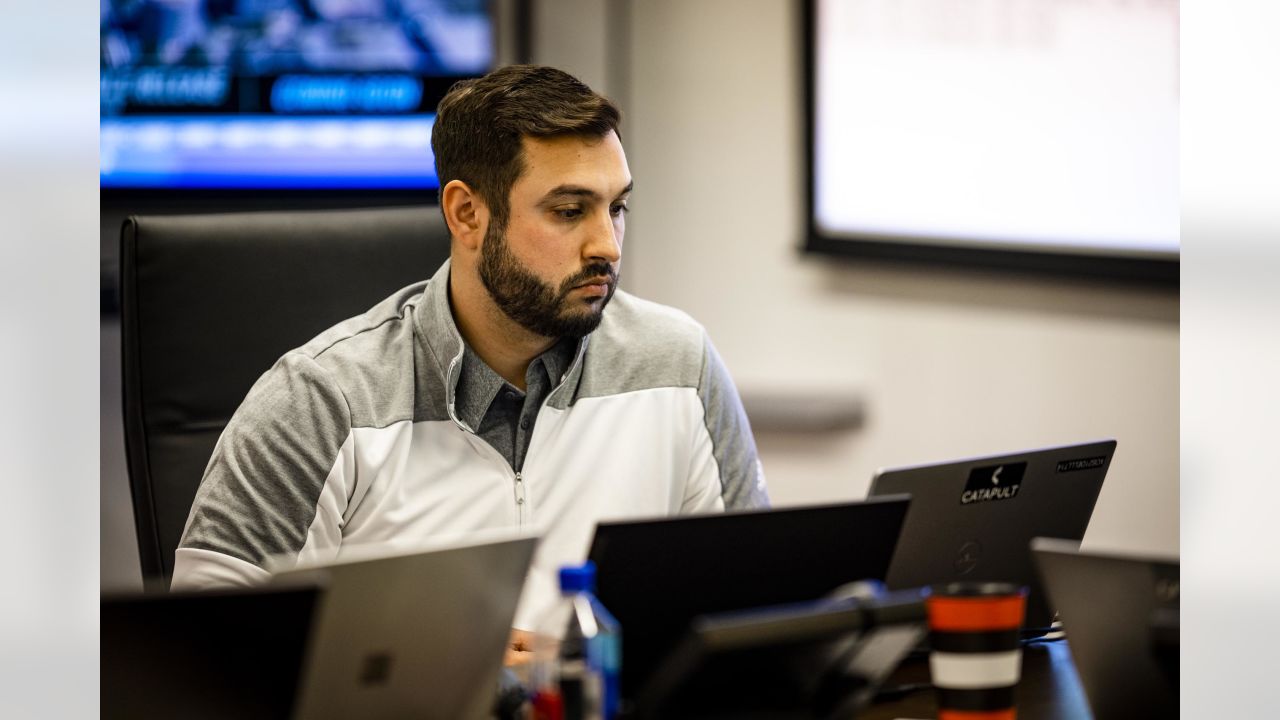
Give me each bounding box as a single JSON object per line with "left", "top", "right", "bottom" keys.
{"left": 172, "top": 260, "right": 770, "bottom": 626}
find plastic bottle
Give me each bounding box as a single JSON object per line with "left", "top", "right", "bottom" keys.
{"left": 528, "top": 562, "right": 621, "bottom": 720}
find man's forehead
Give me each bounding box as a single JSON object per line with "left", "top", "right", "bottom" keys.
{"left": 517, "top": 132, "right": 631, "bottom": 197}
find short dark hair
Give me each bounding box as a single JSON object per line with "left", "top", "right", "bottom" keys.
{"left": 431, "top": 65, "right": 622, "bottom": 229}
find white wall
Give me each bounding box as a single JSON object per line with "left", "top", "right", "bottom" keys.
{"left": 616, "top": 0, "right": 1178, "bottom": 555}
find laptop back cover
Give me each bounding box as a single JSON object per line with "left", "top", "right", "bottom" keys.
{"left": 587, "top": 496, "right": 911, "bottom": 701}
{"left": 278, "top": 534, "right": 538, "bottom": 720}
{"left": 1032, "top": 537, "right": 1178, "bottom": 720}
{"left": 102, "top": 584, "right": 322, "bottom": 720}
{"left": 868, "top": 439, "right": 1114, "bottom": 630}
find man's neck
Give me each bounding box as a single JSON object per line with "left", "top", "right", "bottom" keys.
{"left": 448, "top": 268, "right": 555, "bottom": 391}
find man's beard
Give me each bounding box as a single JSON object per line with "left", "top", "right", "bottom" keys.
{"left": 478, "top": 220, "right": 618, "bottom": 339}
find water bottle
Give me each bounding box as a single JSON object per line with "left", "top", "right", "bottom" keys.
{"left": 529, "top": 562, "right": 621, "bottom": 720}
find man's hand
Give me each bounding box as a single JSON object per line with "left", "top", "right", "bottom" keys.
{"left": 504, "top": 628, "right": 536, "bottom": 667}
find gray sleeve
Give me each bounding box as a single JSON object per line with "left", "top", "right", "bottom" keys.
{"left": 178, "top": 352, "right": 352, "bottom": 570}
{"left": 697, "top": 332, "right": 770, "bottom": 509}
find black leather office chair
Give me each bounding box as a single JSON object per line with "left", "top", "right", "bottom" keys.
{"left": 120, "top": 206, "right": 452, "bottom": 585}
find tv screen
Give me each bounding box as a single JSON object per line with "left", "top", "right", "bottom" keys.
{"left": 100, "top": 0, "right": 494, "bottom": 190}
{"left": 806, "top": 0, "right": 1179, "bottom": 281}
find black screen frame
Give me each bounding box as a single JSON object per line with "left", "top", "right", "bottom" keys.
{"left": 800, "top": 0, "right": 1178, "bottom": 286}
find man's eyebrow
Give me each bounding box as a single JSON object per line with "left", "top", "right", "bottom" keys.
{"left": 542, "top": 181, "right": 634, "bottom": 203}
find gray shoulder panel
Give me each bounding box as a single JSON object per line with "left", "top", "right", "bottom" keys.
{"left": 697, "top": 335, "right": 771, "bottom": 510}
{"left": 295, "top": 280, "right": 452, "bottom": 427}
{"left": 553, "top": 290, "right": 770, "bottom": 509}
{"left": 180, "top": 278, "right": 457, "bottom": 570}
{"left": 564, "top": 291, "right": 705, "bottom": 404}
{"left": 179, "top": 352, "right": 351, "bottom": 568}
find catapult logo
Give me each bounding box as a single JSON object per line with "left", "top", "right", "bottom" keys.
{"left": 960, "top": 462, "right": 1026, "bottom": 505}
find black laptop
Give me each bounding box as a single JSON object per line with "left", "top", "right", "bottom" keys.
{"left": 1032, "top": 537, "right": 1178, "bottom": 720}
{"left": 867, "top": 439, "right": 1115, "bottom": 632}
{"left": 102, "top": 584, "right": 322, "bottom": 720}
{"left": 586, "top": 496, "right": 911, "bottom": 705}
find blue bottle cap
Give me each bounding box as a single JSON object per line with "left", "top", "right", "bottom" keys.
{"left": 559, "top": 561, "right": 596, "bottom": 593}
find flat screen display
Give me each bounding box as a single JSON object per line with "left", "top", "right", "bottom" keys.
{"left": 100, "top": 0, "right": 494, "bottom": 190}
{"left": 807, "top": 0, "right": 1179, "bottom": 279}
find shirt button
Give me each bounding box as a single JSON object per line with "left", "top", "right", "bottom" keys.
{"left": 516, "top": 498, "right": 525, "bottom": 505}
{"left": 504, "top": 391, "right": 515, "bottom": 402}
{"left": 520, "top": 417, "right": 531, "bottom": 430}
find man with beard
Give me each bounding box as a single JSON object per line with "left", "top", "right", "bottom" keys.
{"left": 171, "top": 66, "right": 769, "bottom": 631}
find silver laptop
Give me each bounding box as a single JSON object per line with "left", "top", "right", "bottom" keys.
{"left": 867, "top": 439, "right": 1114, "bottom": 632}
{"left": 273, "top": 532, "right": 538, "bottom": 720}
{"left": 1031, "top": 537, "right": 1178, "bottom": 720}
{"left": 103, "top": 533, "right": 537, "bottom": 720}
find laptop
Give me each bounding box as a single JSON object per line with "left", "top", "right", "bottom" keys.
{"left": 104, "top": 534, "right": 537, "bottom": 720}
{"left": 586, "top": 496, "right": 912, "bottom": 704}
{"left": 867, "top": 439, "right": 1115, "bottom": 632}
{"left": 103, "top": 583, "right": 323, "bottom": 720}
{"left": 1031, "top": 537, "right": 1178, "bottom": 720}
{"left": 275, "top": 533, "right": 537, "bottom": 719}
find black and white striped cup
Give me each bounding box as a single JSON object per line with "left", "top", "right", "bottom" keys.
{"left": 926, "top": 582, "right": 1027, "bottom": 720}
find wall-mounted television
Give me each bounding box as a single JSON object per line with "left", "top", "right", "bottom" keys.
{"left": 804, "top": 0, "right": 1179, "bottom": 283}
{"left": 100, "top": 0, "right": 495, "bottom": 190}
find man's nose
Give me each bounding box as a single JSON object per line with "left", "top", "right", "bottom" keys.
{"left": 583, "top": 210, "right": 622, "bottom": 264}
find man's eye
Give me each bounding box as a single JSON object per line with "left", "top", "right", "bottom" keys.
{"left": 610, "top": 204, "right": 630, "bottom": 217}
{"left": 556, "top": 208, "right": 583, "bottom": 220}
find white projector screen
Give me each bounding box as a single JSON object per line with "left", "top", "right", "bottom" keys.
{"left": 807, "top": 0, "right": 1179, "bottom": 281}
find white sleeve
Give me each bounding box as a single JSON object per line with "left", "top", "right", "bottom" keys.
{"left": 171, "top": 547, "right": 273, "bottom": 590}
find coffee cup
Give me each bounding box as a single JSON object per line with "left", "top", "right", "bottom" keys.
{"left": 926, "top": 582, "right": 1027, "bottom": 720}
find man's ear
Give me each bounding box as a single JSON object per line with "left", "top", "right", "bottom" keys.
{"left": 441, "top": 179, "right": 487, "bottom": 252}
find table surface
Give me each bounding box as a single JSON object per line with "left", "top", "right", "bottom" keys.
{"left": 861, "top": 640, "right": 1094, "bottom": 720}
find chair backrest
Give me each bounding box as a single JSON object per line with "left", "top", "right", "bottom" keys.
{"left": 120, "top": 206, "right": 452, "bottom": 584}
